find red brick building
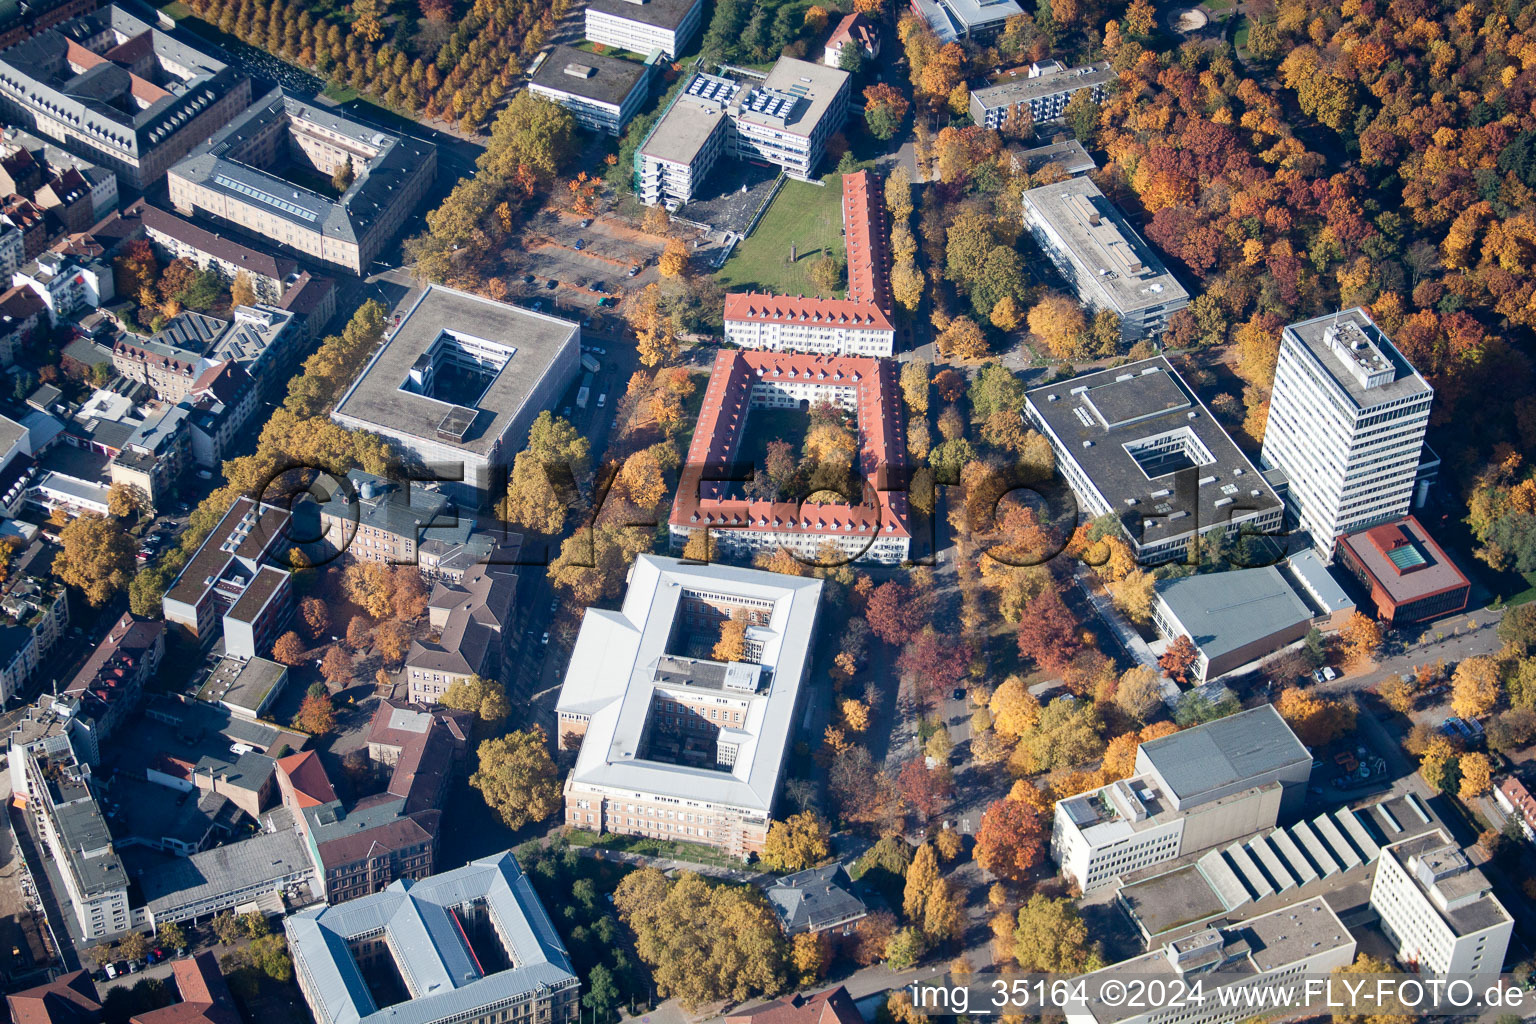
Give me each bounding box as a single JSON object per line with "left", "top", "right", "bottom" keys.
{"left": 1334, "top": 515, "right": 1469, "bottom": 624}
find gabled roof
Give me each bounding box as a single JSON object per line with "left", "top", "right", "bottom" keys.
{"left": 130, "top": 954, "right": 240, "bottom": 1024}
{"left": 670, "top": 349, "right": 910, "bottom": 545}
{"left": 277, "top": 749, "right": 337, "bottom": 807}
{"left": 7, "top": 971, "right": 101, "bottom": 1024}
{"left": 726, "top": 987, "right": 863, "bottom": 1024}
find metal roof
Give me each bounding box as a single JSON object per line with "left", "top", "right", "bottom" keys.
{"left": 1136, "top": 705, "right": 1309, "bottom": 806}
{"left": 284, "top": 852, "right": 577, "bottom": 1024}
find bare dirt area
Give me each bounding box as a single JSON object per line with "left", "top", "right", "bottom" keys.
{"left": 510, "top": 209, "right": 699, "bottom": 313}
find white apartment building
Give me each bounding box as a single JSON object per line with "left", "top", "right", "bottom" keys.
{"left": 584, "top": 0, "right": 703, "bottom": 57}
{"left": 13, "top": 252, "right": 113, "bottom": 324}
{"left": 1370, "top": 829, "right": 1512, "bottom": 976}
{"left": 528, "top": 46, "right": 653, "bottom": 136}
{"left": 1022, "top": 177, "right": 1188, "bottom": 340}
{"left": 723, "top": 171, "right": 894, "bottom": 357}
{"left": 10, "top": 733, "right": 138, "bottom": 939}
{"left": 1259, "top": 309, "right": 1434, "bottom": 558}
{"left": 970, "top": 60, "right": 1115, "bottom": 129}
{"left": 635, "top": 59, "right": 849, "bottom": 206}
{"left": 1051, "top": 706, "right": 1310, "bottom": 892}
{"left": 558, "top": 556, "right": 823, "bottom": 859}
{"left": 1066, "top": 898, "right": 1356, "bottom": 1024}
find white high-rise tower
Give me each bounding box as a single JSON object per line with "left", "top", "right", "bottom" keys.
{"left": 1260, "top": 308, "right": 1433, "bottom": 557}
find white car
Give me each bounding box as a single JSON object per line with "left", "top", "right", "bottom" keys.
{"left": 541, "top": 632, "right": 549, "bottom": 645}
{"left": 597, "top": 393, "right": 607, "bottom": 408}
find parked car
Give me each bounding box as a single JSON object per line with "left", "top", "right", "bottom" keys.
{"left": 597, "top": 393, "right": 606, "bottom": 408}
{"left": 952, "top": 687, "right": 966, "bottom": 701}
{"left": 580, "top": 219, "right": 592, "bottom": 228}
{"left": 574, "top": 239, "right": 586, "bottom": 250}
{"left": 550, "top": 599, "right": 559, "bottom": 613}
{"left": 148, "top": 948, "right": 166, "bottom": 965}
{"left": 589, "top": 346, "right": 606, "bottom": 355}
{"left": 562, "top": 406, "right": 572, "bottom": 417}
{"left": 546, "top": 279, "right": 559, "bottom": 289}
{"left": 523, "top": 274, "right": 535, "bottom": 284}
{"left": 103, "top": 963, "right": 117, "bottom": 980}
{"left": 627, "top": 265, "right": 640, "bottom": 277}
{"left": 541, "top": 632, "right": 549, "bottom": 645}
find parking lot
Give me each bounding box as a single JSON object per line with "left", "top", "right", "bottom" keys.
{"left": 509, "top": 210, "right": 695, "bottom": 312}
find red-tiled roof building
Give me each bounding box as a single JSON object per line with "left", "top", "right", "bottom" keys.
{"left": 7, "top": 971, "right": 101, "bottom": 1024}
{"left": 724, "top": 171, "right": 894, "bottom": 356}
{"left": 670, "top": 348, "right": 910, "bottom": 564}
{"left": 726, "top": 987, "right": 863, "bottom": 1024}
{"left": 1334, "top": 515, "right": 1469, "bottom": 624}
{"left": 823, "top": 13, "right": 880, "bottom": 66}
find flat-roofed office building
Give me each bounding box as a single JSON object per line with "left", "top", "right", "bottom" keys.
{"left": 1024, "top": 357, "right": 1284, "bottom": 565}
{"left": 330, "top": 285, "right": 580, "bottom": 506}
{"left": 1022, "top": 177, "right": 1188, "bottom": 340}
{"left": 584, "top": 0, "right": 703, "bottom": 58}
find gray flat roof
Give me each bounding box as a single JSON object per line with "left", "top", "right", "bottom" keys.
{"left": 531, "top": 45, "right": 650, "bottom": 106}
{"left": 1008, "top": 138, "right": 1096, "bottom": 175}
{"left": 1154, "top": 566, "right": 1314, "bottom": 664}
{"left": 196, "top": 655, "right": 287, "bottom": 713}
{"left": 938, "top": 0, "right": 1024, "bottom": 29}
{"left": 1137, "top": 705, "right": 1309, "bottom": 805}
{"left": 1025, "top": 358, "right": 1283, "bottom": 546}
{"left": 331, "top": 285, "right": 579, "bottom": 457}
{"left": 585, "top": 0, "right": 701, "bottom": 32}
{"left": 1383, "top": 831, "right": 1511, "bottom": 938}
{"left": 1283, "top": 308, "right": 1431, "bottom": 411}
{"left": 738, "top": 58, "right": 849, "bottom": 137}
{"left": 973, "top": 61, "right": 1115, "bottom": 110}
{"left": 1022, "top": 176, "right": 1188, "bottom": 315}
{"left": 139, "top": 826, "right": 312, "bottom": 916}
{"left": 641, "top": 92, "right": 728, "bottom": 165}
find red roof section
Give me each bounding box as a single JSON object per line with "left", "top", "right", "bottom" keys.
{"left": 826, "top": 12, "right": 877, "bottom": 51}
{"left": 670, "top": 348, "right": 909, "bottom": 545}
{"left": 723, "top": 171, "right": 893, "bottom": 332}
{"left": 7, "top": 971, "right": 101, "bottom": 1024}
{"left": 727, "top": 987, "right": 863, "bottom": 1024}
{"left": 277, "top": 749, "right": 338, "bottom": 807}
{"left": 1337, "top": 515, "right": 1469, "bottom": 605}
{"left": 132, "top": 954, "right": 240, "bottom": 1024}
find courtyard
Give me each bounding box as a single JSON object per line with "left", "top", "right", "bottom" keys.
{"left": 716, "top": 175, "right": 847, "bottom": 298}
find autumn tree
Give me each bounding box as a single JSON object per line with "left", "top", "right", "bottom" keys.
{"left": 1011, "top": 895, "right": 1101, "bottom": 973}
{"left": 866, "top": 581, "right": 923, "bottom": 643}
{"left": 1451, "top": 656, "right": 1500, "bottom": 720}
{"left": 375, "top": 620, "right": 410, "bottom": 665}
{"left": 503, "top": 411, "right": 590, "bottom": 535}
{"left": 441, "top": 674, "right": 510, "bottom": 725}
{"left": 989, "top": 676, "right": 1042, "bottom": 738}
{"left": 272, "top": 631, "right": 307, "bottom": 667}
{"left": 470, "top": 727, "right": 561, "bottom": 829}
{"left": 1338, "top": 612, "right": 1383, "bottom": 669}
{"left": 658, "top": 237, "right": 689, "bottom": 278}
{"left": 974, "top": 796, "right": 1044, "bottom": 881}
{"left": 1106, "top": 667, "right": 1163, "bottom": 724}
{"left": 614, "top": 869, "right": 785, "bottom": 1008}
{"left": 713, "top": 616, "right": 749, "bottom": 663}
{"left": 292, "top": 693, "right": 336, "bottom": 735}
{"left": 1159, "top": 635, "right": 1199, "bottom": 685}
{"left": 300, "top": 596, "right": 329, "bottom": 639}
{"left": 54, "top": 513, "right": 135, "bottom": 606}
{"left": 1015, "top": 588, "right": 1081, "bottom": 673}
{"left": 1459, "top": 752, "right": 1493, "bottom": 800}
{"left": 320, "top": 645, "right": 353, "bottom": 686}
{"left": 1378, "top": 675, "right": 1417, "bottom": 714}
{"left": 864, "top": 83, "right": 911, "bottom": 140}
{"left": 1027, "top": 294, "right": 1086, "bottom": 358}
{"left": 936, "top": 316, "right": 988, "bottom": 361}
{"left": 762, "top": 811, "right": 832, "bottom": 872}
{"left": 1276, "top": 687, "right": 1357, "bottom": 746}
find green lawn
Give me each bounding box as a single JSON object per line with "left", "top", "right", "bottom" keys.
{"left": 717, "top": 175, "right": 846, "bottom": 298}
{"left": 740, "top": 407, "right": 809, "bottom": 467}
{"left": 575, "top": 39, "right": 648, "bottom": 62}
{"left": 1233, "top": 14, "right": 1251, "bottom": 50}
{"left": 158, "top": 1, "right": 190, "bottom": 17}
{"left": 564, "top": 828, "right": 744, "bottom": 869}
